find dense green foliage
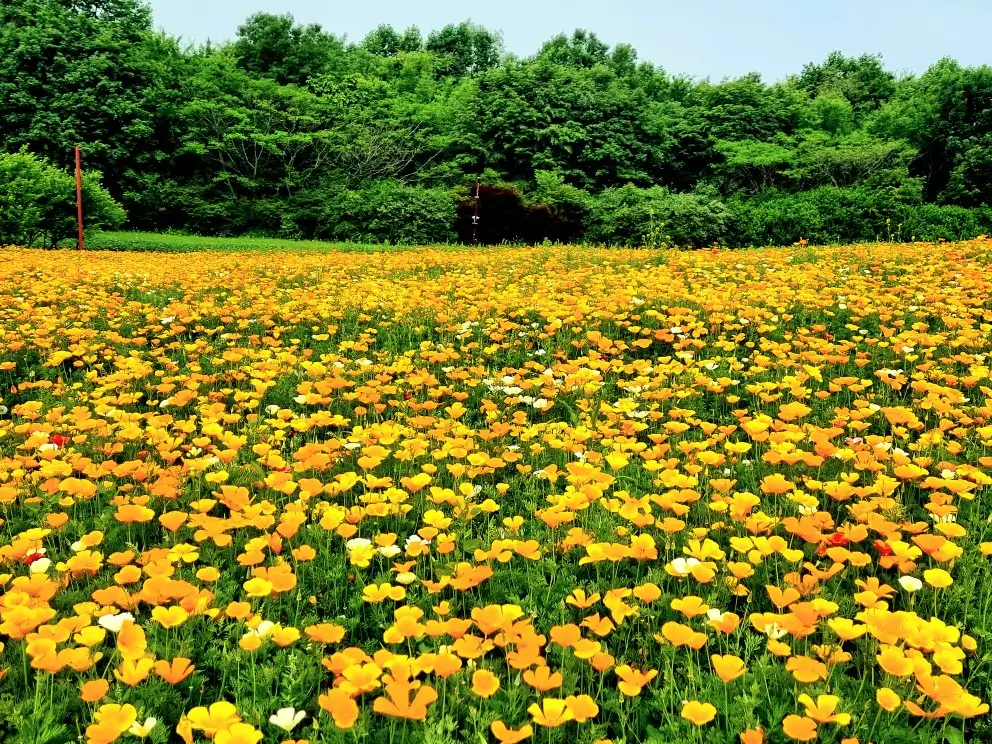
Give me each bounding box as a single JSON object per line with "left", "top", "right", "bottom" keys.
{"left": 0, "top": 150, "right": 125, "bottom": 247}
{"left": 3, "top": 1, "right": 992, "bottom": 245}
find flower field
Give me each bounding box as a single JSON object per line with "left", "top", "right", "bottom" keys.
{"left": 2, "top": 241, "right": 992, "bottom": 744}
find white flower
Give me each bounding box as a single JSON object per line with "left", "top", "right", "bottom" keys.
{"left": 37, "top": 443, "right": 58, "bottom": 453}
{"left": 377, "top": 545, "right": 402, "bottom": 558}
{"left": 345, "top": 538, "right": 372, "bottom": 551}
{"left": 405, "top": 534, "right": 430, "bottom": 550}
{"left": 98, "top": 612, "right": 135, "bottom": 633}
{"left": 255, "top": 620, "right": 276, "bottom": 637}
{"left": 29, "top": 558, "right": 51, "bottom": 574}
{"left": 265, "top": 405, "right": 280, "bottom": 415}
{"left": 899, "top": 576, "right": 923, "bottom": 593}
{"left": 269, "top": 707, "right": 306, "bottom": 733}
{"left": 128, "top": 718, "right": 157, "bottom": 738}
{"left": 395, "top": 571, "right": 417, "bottom": 585}
{"left": 160, "top": 316, "right": 175, "bottom": 325}
{"left": 668, "top": 557, "right": 700, "bottom": 577}
{"left": 762, "top": 622, "right": 788, "bottom": 640}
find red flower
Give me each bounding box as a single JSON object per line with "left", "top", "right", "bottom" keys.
{"left": 50, "top": 435, "right": 70, "bottom": 448}
{"left": 874, "top": 540, "right": 893, "bottom": 556}
{"left": 828, "top": 533, "right": 848, "bottom": 547}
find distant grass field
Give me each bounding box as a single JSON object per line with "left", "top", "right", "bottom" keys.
{"left": 85, "top": 231, "right": 429, "bottom": 253}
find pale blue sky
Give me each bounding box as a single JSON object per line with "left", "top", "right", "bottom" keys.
{"left": 148, "top": 0, "right": 992, "bottom": 81}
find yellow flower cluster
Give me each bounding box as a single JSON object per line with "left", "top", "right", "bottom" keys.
{"left": 1, "top": 241, "right": 991, "bottom": 743}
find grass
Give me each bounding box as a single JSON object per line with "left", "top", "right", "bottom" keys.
{"left": 84, "top": 231, "right": 428, "bottom": 253}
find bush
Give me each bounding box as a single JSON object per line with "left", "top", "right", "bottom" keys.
{"left": 585, "top": 185, "right": 736, "bottom": 247}
{"left": 731, "top": 186, "right": 992, "bottom": 246}
{"left": 730, "top": 186, "right": 909, "bottom": 246}
{"left": 526, "top": 171, "right": 590, "bottom": 242}
{"left": 0, "top": 150, "right": 125, "bottom": 247}
{"left": 453, "top": 182, "right": 583, "bottom": 245}
{"left": 316, "top": 181, "right": 457, "bottom": 244}
{"left": 897, "top": 204, "right": 992, "bottom": 242}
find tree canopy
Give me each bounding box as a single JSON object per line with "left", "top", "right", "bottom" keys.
{"left": 3, "top": 1, "right": 992, "bottom": 246}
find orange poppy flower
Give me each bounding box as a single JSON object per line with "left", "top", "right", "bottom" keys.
{"left": 614, "top": 664, "right": 658, "bottom": 696}
{"left": 711, "top": 654, "right": 747, "bottom": 683}
{"left": 471, "top": 669, "right": 501, "bottom": 698}
{"left": 740, "top": 728, "right": 764, "bottom": 744}
{"left": 154, "top": 657, "right": 196, "bottom": 685}
{"left": 681, "top": 700, "right": 717, "bottom": 726}
{"left": 81, "top": 678, "right": 109, "bottom": 702}
{"left": 782, "top": 715, "right": 818, "bottom": 741}
{"left": 187, "top": 701, "right": 241, "bottom": 737}
{"left": 491, "top": 721, "right": 533, "bottom": 743}
{"left": 372, "top": 679, "right": 438, "bottom": 721}
{"left": 785, "top": 656, "right": 828, "bottom": 683}
{"left": 527, "top": 698, "right": 574, "bottom": 728}
{"left": 523, "top": 665, "right": 563, "bottom": 692}
{"left": 564, "top": 694, "right": 599, "bottom": 723}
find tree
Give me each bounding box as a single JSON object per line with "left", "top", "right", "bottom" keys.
{"left": 797, "top": 52, "right": 896, "bottom": 114}
{"left": 787, "top": 131, "right": 916, "bottom": 190}
{"left": 694, "top": 74, "right": 810, "bottom": 141}
{"left": 362, "top": 25, "right": 423, "bottom": 57}
{"left": 0, "top": 150, "right": 125, "bottom": 248}
{"left": 473, "top": 58, "right": 715, "bottom": 190}
{"left": 811, "top": 93, "right": 856, "bottom": 135}
{"left": 537, "top": 30, "right": 610, "bottom": 68}
{"left": 0, "top": 0, "right": 175, "bottom": 202}
{"left": 232, "top": 12, "right": 347, "bottom": 86}
{"left": 425, "top": 22, "right": 502, "bottom": 78}
{"left": 713, "top": 139, "right": 796, "bottom": 194}
{"left": 312, "top": 70, "right": 454, "bottom": 187}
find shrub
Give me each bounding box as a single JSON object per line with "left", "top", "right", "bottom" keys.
{"left": 585, "top": 185, "right": 735, "bottom": 247}
{"left": 0, "top": 150, "right": 125, "bottom": 247}
{"left": 731, "top": 186, "right": 992, "bottom": 246}
{"left": 317, "top": 181, "right": 457, "bottom": 244}
{"left": 527, "top": 170, "right": 591, "bottom": 242}
{"left": 456, "top": 182, "right": 584, "bottom": 245}
{"left": 730, "top": 186, "right": 909, "bottom": 246}
{"left": 898, "top": 204, "right": 992, "bottom": 242}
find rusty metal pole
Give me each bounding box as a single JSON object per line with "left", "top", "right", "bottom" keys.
{"left": 75, "top": 146, "right": 84, "bottom": 251}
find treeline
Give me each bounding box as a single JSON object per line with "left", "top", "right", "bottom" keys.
{"left": 3, "top": 0, "right": 992, "bottom": 247}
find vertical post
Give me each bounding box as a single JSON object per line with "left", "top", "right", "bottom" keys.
{"left": 75, "top": 146, "right": 84, "bottom": 251}
{"left": 471, "top": 177, "right": 481, "bottom": 245}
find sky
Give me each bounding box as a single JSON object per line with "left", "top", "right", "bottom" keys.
{"left": 147, "top": 0, "right": 992, "bottom": 82}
